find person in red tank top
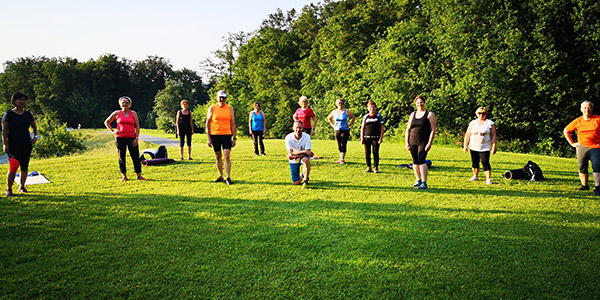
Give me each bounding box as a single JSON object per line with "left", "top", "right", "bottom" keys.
{"left": 104, "top": 96, "right": 146, "bottom": 181}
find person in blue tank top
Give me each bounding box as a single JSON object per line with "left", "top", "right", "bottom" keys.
{"left": 327, "top": 98, "right": 355, "bottom": 164}
{"left": 248, "top": 102, "right": 266, "bottom": 156}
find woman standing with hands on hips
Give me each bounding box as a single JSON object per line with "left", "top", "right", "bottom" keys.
{"left": 405, "top": 95, "right": 436, "bottom": 189}
{"left": 104, "top": 96, "right": 146, "bottom": 181}
{"left": 327, "top": 98, "right": 355, "bottom": 164}
{"left": 2, "top": 92, "right": 38, "bottom": 196}
{"left": 293, "top": 96, "right": 317, "bottom": 136}
{"left": 248, "top": 102, "right": 266, "bottom": 156}
{"left": 176, "top": 100, "right": 194, "bottom": 160}
{"left": 463, "top": 107, "right": 497, "bottom": 185}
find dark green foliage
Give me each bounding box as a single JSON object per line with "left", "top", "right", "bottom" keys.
{"left": 33, "top": 115, "right": 87, "bottom": 158}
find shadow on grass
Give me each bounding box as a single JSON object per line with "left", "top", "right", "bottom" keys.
{"left": 1, "top": 192, "right": 599, "bottom": 299}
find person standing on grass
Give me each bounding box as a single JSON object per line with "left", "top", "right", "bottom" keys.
{"left": 104, "top": 96, "right": 146, "bottom": 181}
{"left": 405, "top": 95, "right": 436, "bottom": 189}
{"left": 360, "top": 101, "right": 385, "bottom": 173}
{"left": 286, "top": 120, "right": 314, "bottom": 185}
{"left": 2, "top": 92, "right": 38, "bottom": 196}
{"left": 564, "top": 100, "right": 600, "bottom": 195}
{"left": 248, "top": 102, "right": 266, "bottom": 156}
{"left": 206, "top": 90, "right": 237, "bottom": 185}
{"left": 464, "top": 107, "right": 497, "bottom": 185}
{"left": 176, "top": 100, "right": 194, "bottom": 160}
{"left": 327, "top": 98, "right": 355, "bottom": 164}
{"left": 293, "top": 96, "right": 317, "bottom": 136}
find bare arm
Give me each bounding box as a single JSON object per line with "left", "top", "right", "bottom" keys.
{"left": 230, "top": 106, "right": 237, "bottom": 147}
{"left": 405, "top": 112, "right": 414, "bottom": 150}
{"left": 30, "top": 120, "right": 38, "bottom": 144}
{"left": 564, "top": 127, "right": 579, "bottom": 147}
{"left": 425, "top": 112, "right": 436, "bottom": 151}
{"left": 347, "top": 110, "right": 356, "bottom": 128}
{"left": 379, "top": 124, "right": 385, "bottom": 144}
{"left": 206, "top": 106, "right": 213, "bottom": 147}
{"left": 327, "top": 111, "right": 335, "bottom": 127}
{"left": 189, "top": 111, "right": 194, "bottom": 134}
{"left": 104, "top": 111, "right": 119, "bottom": 133}
{"left": 175, "top": 110, "right": 181, "bottom": 135}
{"left": 248, "top": 111, "right": 253, "bottom": 135}
{"left": 463, "top": 123, "right": 472, "bottom": 153}
{"left": 132, "top": 111, "right": 140, "bottom": 147}
{"left": 262, "top": 111, "right": 266, "bottom": 134}
{"left": 490, "top": 124, "right": 497, "bottom": 154}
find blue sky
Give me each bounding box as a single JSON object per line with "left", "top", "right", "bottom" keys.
{"left": 0, "top": 0, "right": 316, "bottom": 73}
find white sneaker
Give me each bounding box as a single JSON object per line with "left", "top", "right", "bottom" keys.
{"left": 469, "top": 176, "right": 479, "bottom": 182}
{"left": 486, "top": 179, "right": 493, "bottom": 185}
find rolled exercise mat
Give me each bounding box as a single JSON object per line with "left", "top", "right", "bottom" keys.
{"left": 142, "top": 158, "right": 175, "bottom": 166}
{"left": 503, "top": 168, "right": 526, "bottom": 179}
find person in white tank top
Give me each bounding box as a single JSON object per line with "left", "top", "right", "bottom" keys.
{"left": 463, "top": 107, "right": 497, "bottom": 185}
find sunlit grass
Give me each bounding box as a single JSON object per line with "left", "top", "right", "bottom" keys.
{"left": 0, "top": 129, "right": 599, "bottom": 299}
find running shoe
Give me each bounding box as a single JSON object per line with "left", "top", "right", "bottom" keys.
{"left": 261, "top": 153, "right": 266, "bottom": 156}
{"left": 365, "top": 168, "right": 372, "bottom": 173}
{"left": 486, "top": 179, "right": 492, "bottom": 185}
{"left": 121, "top": 176, "right": 128, "bottom": 182}
{"left": 469, "top": 176, "right": 479, "bottom": 182}
{"left": 18, "top": 186, "right": 28, "bottom": 193}
{"left": 412, "top": 180, "right": 422, "bottom": 187}
{"left": 226, "top": 177, "right": 233, "bottom": 185}
{"left": 337, "top": 159, "right": 346, "bottom": 164}
{"left": 373, "top": 169, "right": 379, "bottom": 174}
{"left": 214, "top": 176, "right": 224, "bottom": 183}
{"left": 137, "top": 176, "right": 147, "bottom": 181}
{"left": 418, "top": 182, "right": 428, "bottom": 189}
{"left": 576, "top": 185, "right": 590, "bottom": 191}
{"left": 5, "top": 189, "right": 14, "bottom": 196}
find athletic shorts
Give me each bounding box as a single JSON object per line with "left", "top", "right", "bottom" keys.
{"left": 210, "top": 135, "right": 232, "bottom": 152}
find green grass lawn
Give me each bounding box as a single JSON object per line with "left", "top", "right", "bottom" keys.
{"left": 1, "top": 129, "right": 599, "bottom": 299}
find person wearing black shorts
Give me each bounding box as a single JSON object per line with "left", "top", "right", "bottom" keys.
{"left": 405, "top": 95, "right": 436, "bottom": 189}
{"left": 2, "top": 92, "right": 38, "bottom": 196}
{"left": 206, "top": 90, "right": 237, "bottom": 185}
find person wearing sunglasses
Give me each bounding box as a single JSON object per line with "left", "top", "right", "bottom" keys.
{"left": 206, "top": 90, "right": 237, "bottom": 185}
{"left": 463, "top": 107, "right": 497, "bottom": 185}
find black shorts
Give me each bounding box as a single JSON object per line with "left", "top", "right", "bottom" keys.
{"left": 410, "top": 144, "right": 428, "bottom": 165}
{"left": 210, "top": 135, "right": 232, "bottom": 152}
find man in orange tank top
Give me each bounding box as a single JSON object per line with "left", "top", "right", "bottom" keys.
{"left": 206, "top": 90, "right": 237, "bottom": 185}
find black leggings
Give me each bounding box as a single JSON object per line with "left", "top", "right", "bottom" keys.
{"left": 251, "top": 130, "right": 265, "bottom": 155}
{"left": 179, "top": 131, "right": 192, "bottom": 147}
{"left": 116, "top": 137, "right": 142, "bottom": 174}
{"left": 470, "top": 150, "right": 491, "bottom": 171}
{"left": 364, "top": 138, "right": 380, "bottom": 169}
{"left": 335, "top": 130, "right": 350, "bottom": 153}
{"left": 410, "top": 144, "right": 428, "bottom": 165}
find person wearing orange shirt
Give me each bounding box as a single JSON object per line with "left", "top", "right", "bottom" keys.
{"left": 206, "top": 90, "right": 237, "bottom": 185}
{"left": 564, "top": 100, "right": 600, "bottom": 195}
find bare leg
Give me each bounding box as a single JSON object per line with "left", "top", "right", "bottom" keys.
{"left": 180, "top": 147, "right": 184, "bottom": 160}
{"left": 7, "top": 172, "right": 16, "bottom": 190}
{"left": 484, "top": 170, "right": 492, "bottom": 180}
{"left": 19, "top": 170, "right": 27, "bottom": 187}
{"left": 215, "top": 151, "right": 224, "bottom": 178}
{"left": 593, "top": 172, "right": 600, "bottom": 187}
{"left": 340, "top": 152, "right": 345, "bottom": 161}
{"left": 579, "top": 173, "right": 589, "bottom": 186}
{"left": 420, "top": 164, "right": 429, "bottom": 182}
{"left": 302, "top": 156, "right": 311, "bottom": 181}
{"left": 413, "top": 165, "right": 422, "bottom": 181}
{"left": 472, "top": 168, "right": 480, "bottom": 178}
{"left": 187, "top": 145, "right": 192, "bottom": 159}
{"left": 223, "top": 149, "right": 231, "bottom": 179}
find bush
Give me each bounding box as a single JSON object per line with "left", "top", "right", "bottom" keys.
{"left": 33, "top": 116, "right": 87, "bottom": 158}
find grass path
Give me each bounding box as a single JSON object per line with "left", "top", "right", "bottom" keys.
{"left": 1, "top": 129, "right": 599, "bottom": 299}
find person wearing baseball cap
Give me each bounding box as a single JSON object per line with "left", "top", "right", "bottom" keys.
{"left": 206, "top": 90, "right": 237, "bottom": 185}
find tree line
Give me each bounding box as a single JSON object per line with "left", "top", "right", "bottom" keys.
{"left": 1, "top": 0, "right": 599, "bottom": 157}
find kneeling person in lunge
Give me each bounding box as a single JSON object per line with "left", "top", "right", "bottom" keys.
{"left": 285, "top": 120, "right": 314, "bottom": 185}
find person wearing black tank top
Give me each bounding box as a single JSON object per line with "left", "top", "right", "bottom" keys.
{"left": 176, "top": 100, "right": 194, "bottom": 160}
{"left": 405, "top": 95, "right": 436, "bottom": 189}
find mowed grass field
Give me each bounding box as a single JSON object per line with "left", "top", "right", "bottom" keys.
{"left": 1, "top": 129, "right": 599, "bottom": 299}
